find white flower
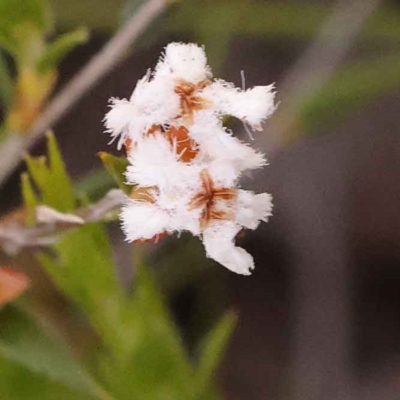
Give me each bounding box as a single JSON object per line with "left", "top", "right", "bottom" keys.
{"left": 105, "top": 42, "right": 276, "bottom": 275}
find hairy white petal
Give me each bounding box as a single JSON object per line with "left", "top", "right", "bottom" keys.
{"left": 235, "top": 190, "right": 273, "bottom": 230}
{"left": 202, "top": 222, "right": 254, "bottom": 275}
{"left": 125, "top": 133, "right": 202, "bottom": 190}
{"left": 131, "top": 78, "right": 180, "bottom": 122}
{"left": 104, "top": 99, "right": 134, "bottom": 149}
{"left": 125, "top": 77, "right": 180, "bottom": 143}
{"left": 203, "top": 80, "right": 276, "bottom": 128}
{"left": 120, "top": 201, "right": 170, "bottom": 242}
{"left": 206, "top": 160, "right": 239, "bottom": 188}
{"left": 155, "top": 42, "right": 212, "bottom": 83}
{"left": 191, "top": 112, "right": 266, "bottom": 173}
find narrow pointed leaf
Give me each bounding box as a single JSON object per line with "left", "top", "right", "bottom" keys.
{"left": 21, "top": 172, "right": 38, "bottom": 225}
{"left": 101, "top": 265, "right": 194, "bottom": 399}
{"left": 46, "top": 132, "right": 76, "bottom": 211}
{"left": 38, "top": 223, "right": 118, "bottom": 314}
{"left": 195, "top": 311, "right": 236, "bottom": 396}
{"left": 98, "top": 152, "right": 131, "bottom": 194}
{"left": 25, "top": 154, "right": 49, "bottom": 190}
{"left": 25, "top": 133, "right": 76, "bottom": 212}
{"left": 0, "top": 306, "right": 102, "bottom": 398}
{"left": 37, "top": 27, "right": 89, "bottom": 73}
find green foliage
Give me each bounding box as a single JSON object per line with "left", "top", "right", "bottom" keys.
{"left": 0, "top": 0, "right": 52, "bottom": 54}
{"left": 0, "top": 306, "right": 104, "bottom": 399}
{"left": 169, "top": 1, "right": 400, "bottom": 43}
{"left": 100, "top": 265, "right": 194, "bottom": 399}
{"left": 0, "top": 356, "right": 92, "bottom": 400}
{"left": 24, "top": 132, "right": 76, "bottom": 212}
{"left": 37, "top": 27, "right": 89, "bottom": 73}
{"left": 300, "top": 54, "right": 400, "bottom": 134}
{"left": 38, "top": 223, "right": 119, "bottom": 319}
{"left": 0, "top": 0, "right": 88, "bottom": 136}
{"left": 21, "top": 172, "right": 39, "bottom": 225}
{"left": 195, "top": 312, "right": 236, "bottom": 397}
{"left": 99, "top": 152, "right": 131, "bottom": 194}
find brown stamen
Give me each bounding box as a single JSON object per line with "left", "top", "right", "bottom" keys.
{"left": 130, "top": 186, "right": 158, "bottom": 203}
{"left": 135, "top": 231, "right": 169, "bottom": 244}
{"left": 166, "top": 126, "right": 198, "bottom": 162}
{"left": 189, "top": 170, "right": 236, "bottom": 230}
{"left": 174, "top": 79, "right": 212, "bottom": 125}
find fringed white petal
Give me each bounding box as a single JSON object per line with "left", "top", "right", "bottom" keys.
{"left": 191, "top": 112, "right": 266, "bottom": 173}
{"left": 202, "top": 222, "right": 255, "bottom": 275}
{"left": 203, "top": 80, "right": 276, "bottom": 128}
{"left": 125, "top": 133, "right": 202, "bottom": 190}
{"left": 125, "top": 77, "right": 180, "bottom": 143}
{"left": 235, "top": 190, "right": 273, "bottom": 230}
{"left": 155, "top": 42, "right": 212, "bottom": 83}
{"left": 120, "top": 201, "right": 170, "bottom": 242}
{"left": 104, "top": 99, "right": 134, "bottom": 149}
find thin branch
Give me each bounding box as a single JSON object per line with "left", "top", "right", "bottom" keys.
{"left": 0, "top": 189, "right": 126, "bottom": 254}
{"left": 0, "top": 0, "right": 168, "bottom": 187}
{"left": 263, "top": 0, "right": 381, "bottom": 154}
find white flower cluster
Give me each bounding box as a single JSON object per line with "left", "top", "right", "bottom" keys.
{"left": 104, "top": 43, "right": 276, "bottom": 275}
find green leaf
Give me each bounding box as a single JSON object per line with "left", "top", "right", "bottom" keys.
{"left": 0, "top": 355, "right": 91, "bottom": 400}
{"left": 46, "top": 132, "right": 76, "bottom": 210}
{"left": 0, "top": 0, "right": 52, "bottom": 54}
{"left": 98, "top": 152, "right": 131, "bottom": 194}
{"left": 37, "top": 27, "right": 89, "bottom": 73}
{"left": 101, "top": 265, "right": 195, "bottom": 400}
{"left": 21, "top": 172, "right": 39, "bottom": 225}
{"left": 38, "top": 223, "right": 119, "bottom": 317}
{"left": 194, "top": 312, "right": 236, "bottom": 397}
{"left": 0, "top": 306, "right": 103, "bottom": 399}
{"left": 25, "top": 132, "right": 76, "bottom": 212}
{"left": 25, "top": 154, "right": 49, "bottom": 190}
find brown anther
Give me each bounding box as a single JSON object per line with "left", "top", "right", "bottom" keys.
{"left": 166, "top": 126, "right": 198, "bottom": 162}
{"left": 189, "top": 170, "right": 236, "bottom": 230}
{"left": 130, "top": 186, "right": 158, "bottom": 203}
{"left": 135, "top": 231, "right": 169, "bottom": 244}
{"left": 124, "top": 137, "right": 132, "bottom": 154}
{"left": 146, "top": 124, "right": 160, "bottom": 135}
{"left": 174, "top": 79, "right": 212, "bottom": 125}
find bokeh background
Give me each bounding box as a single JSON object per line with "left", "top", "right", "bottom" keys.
{"left": 2, "top": 0, "right": 400, "bottom": 399}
